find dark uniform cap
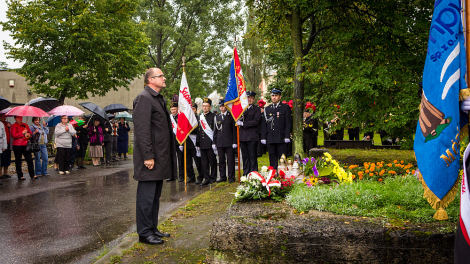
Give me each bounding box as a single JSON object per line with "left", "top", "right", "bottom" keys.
{"left": 169, "top": 101, "right": 178, "bottom": 108}
{"left": 203, "top": 98, "right": 212, "bottom": 105}
{"left": 270, "top": 88, "right": 282, "bottom": 95}
{"left": 246, "top": 90, "right": 257, "bottom": 97}
{"left": 192, "top": 103, "right": 197, "bottom": 108}
{"left": 219, "top": 98, "right": 225, "bottom": 106}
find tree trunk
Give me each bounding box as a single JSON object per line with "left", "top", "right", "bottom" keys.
{"left": 290, "top": 7, "right": 304, "bottom": 157}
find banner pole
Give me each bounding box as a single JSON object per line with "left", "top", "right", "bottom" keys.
{"left": 237, "top": 125, "right": 241, "bottom": 183}
{"left": 184, "top": 141, "right": 187, "bottom": 191}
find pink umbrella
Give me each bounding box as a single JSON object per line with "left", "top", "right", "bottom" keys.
{"left": 6, "top": 105, "right": 50, "bottom": 117}
{"left": 0, "top": 108, "right": 12, "bottom": 115}
{"left": 49, "top": 105, "right": 84, "bottom": 116}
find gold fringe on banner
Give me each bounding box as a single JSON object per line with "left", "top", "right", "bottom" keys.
{"left": 418, "top": 172, "right": 459, "bottom": 220}
{"left": 459, "top": 88, "right": 470, "bottom": 101}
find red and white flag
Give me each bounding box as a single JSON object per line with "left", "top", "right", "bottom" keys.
{"left": 176, "top": 72, "right": 198, "bottom": 145}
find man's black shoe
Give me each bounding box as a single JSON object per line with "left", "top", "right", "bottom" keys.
{"left": 166, "top": 178, "right": 176, "bottom": 181}
{"left": 178, "top": 179, "right": 184, "bottom": 182}
{"left": 216, "top": 178, "right": 227, "bottom": 183}
{"left": 228, "top": 180, "right": 236, "bottom": 183}
{"left": 195, "top": 181, "right": 202, "bottom": 184}
{"left": 139, "top": 235, "right": 164, "bottom": 245}
{"left": 187, "top": 179, "right": 196, "bottom": 183}
{"left": 154, "top": 230, "right": 170, "bottom": 238}
{"left": 200, "top": 180, "right": 211, "bottom": 186}
{"left": 79, "top": 166, "right": 87, "bottom": 169}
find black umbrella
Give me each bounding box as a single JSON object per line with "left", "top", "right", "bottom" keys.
{"left": 0, "top": 96, "right": 11, "bottom": 111}
{"left": 28, "top": 97, "right": 60, "bottom": 112}
{"left": 79, "top": 102, "right": 109, "bottom": 121}
{"left": 103, "top": 103, "right": 129, "bottom": 114}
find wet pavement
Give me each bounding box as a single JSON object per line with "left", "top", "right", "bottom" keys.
{"left": 0, "top": 159, "right": 210, "bottom": 264}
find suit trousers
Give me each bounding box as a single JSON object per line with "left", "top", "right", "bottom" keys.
{"left": 111, "top": 136, "right": 118, "bottom": 157}
{"left": 240, "top": 141, "right": 258, "bottom": 176}
{"left": 201, "top": 148, "right": 217, "bottom": 183}
{"left": 217, "top": 146, "right": 235, "bottom": 181}
{"left": 101, "top": 141, "right": 112, "bottom": 164}
{"left": 267, "top": 143, "right": 287, "bottom": 170}
{"left": 186, "top": 148, "right": 200, "bottom": 181}
{"left": 303, "top": 138, "right": 317, "bottom": 153}
{"left": 136, "top": 180, "right": 163, "bottom": 236}
{"left": 177, "top": 148, "right": 196, "bottom": 181}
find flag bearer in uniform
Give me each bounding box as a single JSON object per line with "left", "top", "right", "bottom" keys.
{"left": 167, "top": 100, "right": 180, "bottom": 181}
{"left": 261, "top": 87, "right": 292, "bottom": 170}
{"left": 191, "top": 103, "right": 203, "bottom": 184}
{"left": 213, "top": 99, "right": 237, "bottom": 183}
{"left": 237, "top": 90, "right": 262, "bottom": 176}
{"left": 197, "top": 98, "right": 217, "bottom": 185}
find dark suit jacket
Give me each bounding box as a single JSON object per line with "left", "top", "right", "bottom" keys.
{"left": 303, "top": 115, "right": 318, "bottom": 139}
{"left": 213, "top": 112, "right": 236, "bottom": 148}
{"left": 261, "top": 103, "right": 292, "bottom": 144}
{"left": 197, "top": 112, "right": 216, "bottom": 149}
{"left": 133, "top": 86, "right": 177, "bottom": 181}
{"left": 239, "top": 105, "right": 261, "bottom": 142}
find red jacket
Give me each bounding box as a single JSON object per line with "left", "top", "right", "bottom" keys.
{"left": 11, "top": 122, "right": 32, "bottom": 146}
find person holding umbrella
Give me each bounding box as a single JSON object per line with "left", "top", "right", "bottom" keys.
{"left": 30, "top": 117, "right": 49, "bottom": 176}
{"left": 117, "top": 117, "right": 131, "bottom": 159}
{"left": 0, "top": 113, "right": 12, "bottom": 179}
{"left": 55, "top": 115, "right": 76, "bottom": 174}
{"left": 88, "top": 117, "right": 104, "bottom": 166}
{"left": 10, "top": 116, "right": 36, "bottom": 180}
{"left": 75, "top": 115, "right": 89, "bottom": 169}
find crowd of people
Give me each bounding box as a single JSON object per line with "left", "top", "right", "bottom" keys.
{"left": 0, "top": 113, "right": 131, "bottom": 183}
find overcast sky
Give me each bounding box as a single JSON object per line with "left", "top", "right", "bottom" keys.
{"left": 1, "top": 0, "right": 24, "bottom": 69}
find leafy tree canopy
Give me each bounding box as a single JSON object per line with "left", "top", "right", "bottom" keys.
{"left": 137, "top": 0, "right": 244, "bottom": 100}
{"left": 1, "top": 0, "right": 149, "bottom": 104}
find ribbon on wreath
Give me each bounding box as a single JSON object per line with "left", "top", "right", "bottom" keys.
{"left": 248, "top": 170, "right": 281, "bottom": 196}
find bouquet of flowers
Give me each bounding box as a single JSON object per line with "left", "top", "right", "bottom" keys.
{"left": 234, "top": 166, "right": 288, "bottom": 202}
{"left": 302, "top": 152, "right": 353, "bottom": 187}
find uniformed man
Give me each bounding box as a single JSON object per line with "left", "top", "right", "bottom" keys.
{"left": 214, "top": 99, "right": 237, "bottom": 183}
{"left": 182, "top": 103, "right": 202, "bottom": 184}
{"left": 237, "top": 91, "right": 262, "bottom": 176}
{"left": 303, "top": 108, "right": 318, "bottom": 152}
{"left": 197, "top": 98, "right": 217, "bottom": 185}
{"left": 168, "top": 101, "right": 182, "bottom": 181}
{"left": 261, "top": 88, "right": 292, "bottom": 170}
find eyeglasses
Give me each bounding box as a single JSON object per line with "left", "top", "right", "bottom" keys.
{"left": 150, "top": 74, "right": 164, "bottom": 79}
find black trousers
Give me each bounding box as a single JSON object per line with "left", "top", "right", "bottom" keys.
{"left": 267, "top": 143, "right": 287, "bottom": 170}
{"left": 303, "top": 137, "right": 318, "bottom": 153}
{"left": 56, "top": 147, "right": 71, "bottom": 172}
{"left": 200, "top": 148, "right": 217, "bottom": 183}
{"left": 13, "top": 145, "right": 34, "bottom": 178}
{"left": 217, "top": 146, "right": 235, "bottom": 181}
{"left": 349, "top": 133, "right": 360, "bottom": 141}
{"left": 187, "top": 148, "right": 202, "bottom": 182}
{"left": 101, "top": 141, "right": 112, "bottom": 164}
{"left": 177, "top": 148, "right": 196, "bottom": 181}
{"left": 136, "top": 180, "right": 163, "bottom": 236}
{"left": 240, "top": 141, "right": 258, "bottom": 176}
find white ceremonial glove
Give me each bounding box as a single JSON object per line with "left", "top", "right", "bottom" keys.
{"left": 212, "top": 144, "right": 217, "bottom": 151}
{"left": 284, "top": 138, "right": 291, "bottom": 143}
{"left": 196, "top": 147, "right": 201, "bottom": 157}
{"left": 236, "top": 120, "right": 243, "bottom": 126}
{"left": 179, "top": 146, "right": 184, "bottom": 152}
{"left": 261, "top": 139, "right": 266, "bottom": 145}
{"left": 461, "top": 97, "right": 470, "bottom": 113}
{"left": 232, "top": 144, "right": 237, "bottom": 149}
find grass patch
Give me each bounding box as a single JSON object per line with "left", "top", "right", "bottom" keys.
{"left": 285, "top": 175, "right": 459, "bottom": 223}
{"left": 329, "top": 149, "right": 416, "bottom": 166}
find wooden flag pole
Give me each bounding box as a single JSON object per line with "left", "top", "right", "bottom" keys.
{"left": 182, "top": 56, "right": 187, "bottom": 191}
{"left": 237, "top": 126, "right": 241, "bottom": 183}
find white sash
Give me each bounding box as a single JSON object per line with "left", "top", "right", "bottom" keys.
{"left": 189, "top": 134, "right": 197, "bottom": 146}
{"left": 200, "top": 114, "right": 214, "bottom": 141}
{"left": 170, "top": 115, "right": 177, "bottom": 135}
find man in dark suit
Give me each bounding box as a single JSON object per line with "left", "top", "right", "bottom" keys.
{"left": 303, "top": 109, "right": 318, "bottom": 152}
{"left": 260, "top": 87, "right": 292, "bottom": 170}
{"left": 237, "top": 91, "right": 261, "bottom": 176}
{"left": 169, "top": 101, "right": 196, "bottom": 182}
{"left": 133, "top": 68, "right": 177, "bottom": 245}
{"left": 189, "top": 103, "right": 203, "bottom": 184}
{"left": 197, "top": 98, "right": 217, "bottom": 185}
{"left": 214, "top": 99, "right": 237, "bottom": 183}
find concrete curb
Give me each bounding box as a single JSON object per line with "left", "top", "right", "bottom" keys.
{"left": 95, "top": 187, "right": 208, "bottom": 264}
